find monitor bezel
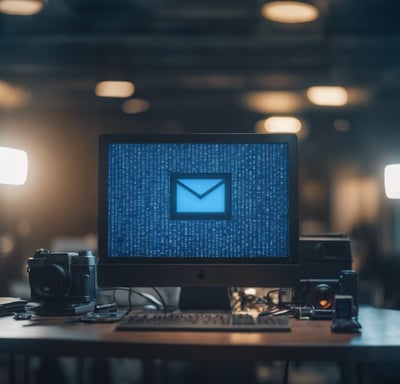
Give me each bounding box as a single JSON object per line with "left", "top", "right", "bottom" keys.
{"left": 98, "top": 133, "right": 299, "bottom": 287}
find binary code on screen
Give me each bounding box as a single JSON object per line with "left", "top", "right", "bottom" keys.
{"left": 107, "top": 142, "right": 289, "bottom": 258}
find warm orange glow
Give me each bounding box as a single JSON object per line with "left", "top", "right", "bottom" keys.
{"left": 122, "top": 98, "right": 150, "bottom": 114}
{"left": 261, "top": 1, "right": 319, "bottom": 23}
{"left": 0, "top": 80, "right": 30, "bottom": 109}
{"left": 332, "top": 172, "right": 380, "bottom": 232}
{"left": 264, "top": 116, "right": 302, "bottom": 133}
{"left": 0, "top": 233, "right": 15, "bottom": 254}
{"left": 333, "top": 119, "right": 351, "bottom": 132}
{"left": 307, "top": 86, "right": 348, "bottom": 106}
{"left": 318, "top": 299, "right": 330, "bottom": 309}
{"left": 95, "top": 81, "right": 135, "bottom": 98}
{"left": 255, "top": 117, "right": 308, "bottom": 139}
{"left": 0, "top": 0, "right": 44, "bottom": 15}
{"left": 241, "top": 91, "right": 304, "bottom": 113}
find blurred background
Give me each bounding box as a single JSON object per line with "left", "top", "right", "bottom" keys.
{"left": 0, "top": 0, "right": 400, "bottom": 306}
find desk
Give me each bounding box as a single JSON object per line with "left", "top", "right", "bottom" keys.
{"left": 0, "top": 306, "right": 399, "bottom": 383}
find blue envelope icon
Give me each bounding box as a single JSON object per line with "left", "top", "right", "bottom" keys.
{"left": 170, "top": 173, "right": 231, "bottom": 219}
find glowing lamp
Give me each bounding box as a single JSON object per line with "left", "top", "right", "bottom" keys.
{"left": 0, "top": 0, "right": 45, "bottom": 15}
{"left": 307, "top": 86, "right": 348, "bottom": 106}
{"left": 0, "top": 146, "right": 28, "bottom": 185}
{"left": 264, "top": 116, "right": 302, "bottom": 133}
{"left": 95, "top": 81, "right": 135, "bottom": 98}
{"left": 261, "top": 1, "right": 319, "bottom": 23}
{"left": 385, "top": 164, "right": 400, "bottom": 199}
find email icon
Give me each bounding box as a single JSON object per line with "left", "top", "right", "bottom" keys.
{"left": 170, "top": 173, "right": 232, "bottom": 219}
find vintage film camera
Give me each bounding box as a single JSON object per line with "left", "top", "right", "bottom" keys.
{"left": 27, "top": 248, "right": 97, "bottom": 315}
{"left": 298, "top": 270, "right": 358, "bottom": 320}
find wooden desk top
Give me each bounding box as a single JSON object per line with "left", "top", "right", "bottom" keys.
{"left": 0, "top": 306, "right": 399, "bottom": 362}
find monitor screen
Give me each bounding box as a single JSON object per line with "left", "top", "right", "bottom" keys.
{"left": 98, "top": 133, "right": 299, "bottom": 288}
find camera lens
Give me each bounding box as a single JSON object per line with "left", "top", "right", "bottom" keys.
{"left": 312, "top": 284, "right": 334, "bottom": 309}
{"left": 30, "top": 264, "right": 69, "bottom": 299}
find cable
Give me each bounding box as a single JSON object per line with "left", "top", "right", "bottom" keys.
{"left": 231, "top": 289, "right": 269, "bottom": 312}
{"left": 97, "top": 287, "right": 165, "bottom": 312}
{"left": 265, "top": 287, "right": 294, "bottom": 306}
{"left": 231, "top": 287, "right": 295, "bottom": 316}
{"left": 150, "top": 287, "right": 168, "bottom": 314}
{"left": 128, "top": 287, "right": 133, "bottom": 311}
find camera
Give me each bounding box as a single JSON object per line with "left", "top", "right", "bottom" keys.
{"left": 27, "top": 249, "right": 97, "bottom": 312}
{"left": 298, "top": 270, "right": 358, "bottom": 319}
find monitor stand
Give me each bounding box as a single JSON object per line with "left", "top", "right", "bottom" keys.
{"left": 178, "top": 287, "right": 231, "bottom": 311}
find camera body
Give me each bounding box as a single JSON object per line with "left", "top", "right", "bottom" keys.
{"left": 28, "top": 249, "right": 97, "bottom": 306}
{"left": 299, "top": 270, "right": 358, "bottom": 319}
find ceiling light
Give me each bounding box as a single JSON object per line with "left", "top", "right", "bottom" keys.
{"left": 255, "top": 117, "right": 308, "bottom": 139}
{"left": 261, "top": 1, "right": 319, "bottom": 23}
{"left": 95, "top": 81, "right": 135, "bottom": 98}
{"left": 263, "top": 116, "right": 302, "bottom": 133}
{"left": 307, "top": 86, "right": 348, "bottom": 106}
{"left": 0, "top": 0, "right": 45, "bottom": 16}
{"left": 264, "top": 116, "right": 301, "bottom": 133}
{"left": 0, "top": 146, "right": 28, "bottom": 185}
{"left": 122, "top": 98, "right": 150, "bottom": 114}
{"left": 384, "top": 164, "right": 400, "bottom": 199}
{"left": 241, "top": 91, "right": 304, "bottom": 113}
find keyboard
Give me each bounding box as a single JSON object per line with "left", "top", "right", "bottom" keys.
{"left": 115, "top": 311, "right": 291, "bottom": 332}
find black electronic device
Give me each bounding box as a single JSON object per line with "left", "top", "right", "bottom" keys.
{"left": 299, "top": 269, "right": 358, "bottom": 320}
{"left": 331, "top": 295, "right": 361, "bottom": 333}
{"left": 97, "top": 133, "right": 299, "bottom": 309}
{"left": 0, "top": 297, "right": 27, "bottom": 317}
{"left": 333, "top": 295, "right": 353, "bottom": 321}
{"left": 339, "top": 269, "right": 359, "bottom": 313}
{"left": 299, "top": 278, "right": 340, "bottom": 312}
{"left": 298, "top": 234, "right": 352, "bottom": 279}
{"left": 292, "top": 234, "right": 353, "bottom": 306}
{"left": 27, "top": 249, "right": 97, "bottom": 315}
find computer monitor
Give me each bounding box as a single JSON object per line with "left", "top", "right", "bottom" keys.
{"left": 97, "top": 133, "right": 299, "bottom": 294}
